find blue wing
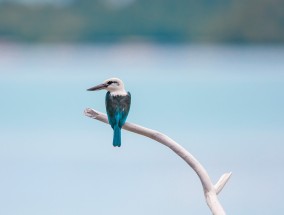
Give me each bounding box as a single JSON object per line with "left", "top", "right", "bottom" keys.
{"left": 105, "top": 92, "right": 131, "bottom": 128}
{"left": 105, "top": 92, "right": 131, "bottom": 147}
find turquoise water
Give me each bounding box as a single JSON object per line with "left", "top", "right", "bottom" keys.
{"left": 0, "top": 43, "right": 284, "bottom": 214}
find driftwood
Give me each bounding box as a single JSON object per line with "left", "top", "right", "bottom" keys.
{"left": 84, "top": 108, "right": 231, "bottom": 215}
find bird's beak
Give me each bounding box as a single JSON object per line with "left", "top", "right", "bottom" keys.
{"left": 87, "top": 83, "right": 108, "bottom": 91}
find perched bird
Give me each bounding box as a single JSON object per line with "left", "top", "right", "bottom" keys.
{"left": 87, "top": 78, "right": 131, "bottom": 147}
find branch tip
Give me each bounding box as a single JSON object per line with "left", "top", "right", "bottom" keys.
{"left": 84, "top": 108, "right": 99, "bottom": 119}
{"left": 214, "top": 172, "right": 232, "bottom": 195}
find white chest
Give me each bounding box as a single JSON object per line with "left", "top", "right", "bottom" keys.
{"left": 110, "top": 90, "right": 128, "bottom": 96}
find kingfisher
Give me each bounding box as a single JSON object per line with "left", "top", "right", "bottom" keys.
{"left": 87, "top": 78, "right": 131, "bottom": 147}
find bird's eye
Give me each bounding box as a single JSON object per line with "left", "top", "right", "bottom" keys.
{"left": 107, "top": 81, "right": 113, "bottom": 85}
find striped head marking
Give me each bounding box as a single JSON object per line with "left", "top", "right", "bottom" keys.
{"left": 87, "top": 77, "right": 127, "bottom": 96}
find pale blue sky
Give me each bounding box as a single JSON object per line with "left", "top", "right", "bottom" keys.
{"left": 0, "top": 44, "right": 283, "bottom": 214}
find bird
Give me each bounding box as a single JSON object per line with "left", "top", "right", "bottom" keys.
{"left": 87, "top": 78, "right": 131, "bottom": 147}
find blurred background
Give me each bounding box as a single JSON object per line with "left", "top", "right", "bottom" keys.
{"left": 0, "top": 0, "right": 284, "bottom": 214}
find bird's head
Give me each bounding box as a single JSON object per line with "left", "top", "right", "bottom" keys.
{"left": 87, "top": 78, "right": 126, "bottom": 95}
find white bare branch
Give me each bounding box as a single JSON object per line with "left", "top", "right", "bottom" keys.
{"left": 215, "top": 172, "right": 232, "bottom": 195}
{"left": 84, "top": 108, "right": 231, "bottom": 215}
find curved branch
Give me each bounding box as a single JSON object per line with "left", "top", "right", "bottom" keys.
{"left": 84, "top": 108, "right": 231, "bottom": 215}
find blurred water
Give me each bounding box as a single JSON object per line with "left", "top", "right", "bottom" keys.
{"left": 0, "top": 43, "right": 283, "bottom": 214}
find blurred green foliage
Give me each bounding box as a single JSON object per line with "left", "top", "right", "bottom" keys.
{"left": 0, "top": 0, "right": 283, "bottom": 43}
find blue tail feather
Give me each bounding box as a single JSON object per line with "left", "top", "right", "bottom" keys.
{"left": 113, "top": 125, "right": 121, "bottom": 147}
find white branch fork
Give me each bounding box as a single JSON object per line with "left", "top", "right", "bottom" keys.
{"left": 84, "top": 108, "right": 232, "bottom": 215}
